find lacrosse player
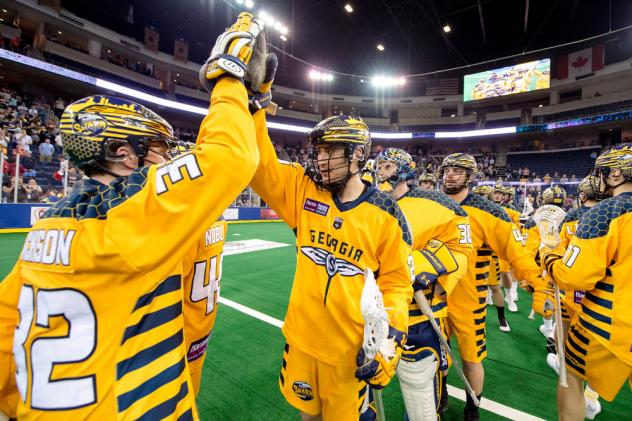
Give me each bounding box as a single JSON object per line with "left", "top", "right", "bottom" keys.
{"left": 247, "top": 48, "right": 412, "bottom": 419}
{"left": 0, "top": 12, "right": 261, "bottom": 419}
{"left": 542, "top": 176, "right": 603, "bottom": 419}
{"left": 542, "top": 144, "right": 632, "bottom": 420}
{"left": 439, "top": 153, "right": 553, "bottom": 421}
{"left": 375, "top": 148, "right": 472, "bottom": 421}
{"left": 418, "top": 173, "right": 438, "bottom": 190}
{"left": 523, "top": 186, "right": 567, "bottom": 338}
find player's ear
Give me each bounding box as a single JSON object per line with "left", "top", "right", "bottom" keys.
{"left": 117, "top": 144, "right": 139, "bottom": 169}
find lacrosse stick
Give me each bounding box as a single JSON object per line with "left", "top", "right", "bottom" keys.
{"left": 360, "top": 268, "right": 389, "bottom": 421}
{"left": 533, "top": 204, "right": 568, "bottom": 388}
{"left": 413, "top": 290, "right": 480, "bottom": 407}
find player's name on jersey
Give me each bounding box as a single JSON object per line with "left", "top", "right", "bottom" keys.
{"left": 20, "top": 229, "right": 75, "bottom": 266}
{"left": 205, "top": 224, "right": 225, "bottom": 247}
{"left": 309, "top": 229, "right": 364, "bottom": 263}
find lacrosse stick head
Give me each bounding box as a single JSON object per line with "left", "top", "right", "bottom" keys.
{"left": 360, "top": 268, "right": 390, "bottom": 361}
{"left": 533, "top": 205, "right": 567, "bottom": 248}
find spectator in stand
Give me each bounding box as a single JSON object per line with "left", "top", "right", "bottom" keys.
{"left": 5, "top": 157, "right": 25, "bottom": 178}
{"left": 522, "top": 167, "right": 531, "bottom": 178}
{"left": 15, "top": 128, "right": 32, "bottom": 156}
{"left": 38, "top": 138, "right": 54, "bottom": 162}
{"left": 553, "top": 171, "right": 560, "bottom": 180}
{"left": 543, "top": 173, "right": 552, "bottom": 184}
{"left": 54, "top": 98, "right": 65, "bottom": 119}
{"left": 560, "top": 174, "right": 569, "bottom": 183}
{"left": 570, "top": 174, "right": 577, "bottom": 182}
{"left": 0, "top": 128, "right": 9, "bottom": 151}
{"left": 2, "top": 176, "right": 25, "bottom": 202}
{"left": 42, "top": 188, "right": 61, "bottom": 204}
{"left": 564, "top": 195, "right": 575, "bottom": 210}
{"left": 22, "top": 178, "right": 43, "bottom": 203}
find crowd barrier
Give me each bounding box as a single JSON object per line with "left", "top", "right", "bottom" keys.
{"left": 0, "top": 205, "right": 279, "bottom": 229}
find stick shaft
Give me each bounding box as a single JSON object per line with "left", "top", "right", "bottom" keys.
{"left": 554, "top": 286, "right": 568, "bottom": 387}
{"left": 413, "top": 291, "right": 480, "bottom": 406}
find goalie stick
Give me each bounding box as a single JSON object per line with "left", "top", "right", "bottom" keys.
{"left": 413, "top": 290, "right": 480, "bottom": 407}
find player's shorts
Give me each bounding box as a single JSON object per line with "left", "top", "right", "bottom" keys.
{"left": 565, "top": 321, "right": 632, "bottom": 401}
{"left": 279, "top": 342, "right": 372, "bottom": 419}
{"left": 402, "top": 318, "right": 449, "bottom": 371}
{"left": 446, "top": 308, "right": 487, "bottom": 363}
{"left": 487, "top": 257, "right": 500, "bottom": 287}
{"left": 561, "top": 290, "right": 584, "bottom": 322}
{"left": 498, "top": 258, "right": 510, "bottom": 274}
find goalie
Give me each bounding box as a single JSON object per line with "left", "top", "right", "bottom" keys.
{"left": 543, "top": 144, "right": 632, "bottom": 421}
{"left": 376, "top": 148, "right": 472, "bottom": 421}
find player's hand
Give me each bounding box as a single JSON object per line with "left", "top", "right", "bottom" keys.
{"left": 246, "top": 53, "right": 278, "bottom": 114}
{"left": 540, "top": 245, "right": 565, "bottom": 276}
{"left": 199, "top": 12, "right": 264, "bottom": 91}
{"left": 532, "top": 288, "right": 555, "bottom": 318}
{"left": 355, "top": 327, "right": 405, "bottom": 389}
{"left": 413, "top": 271, "right": 439, "bottom": 291}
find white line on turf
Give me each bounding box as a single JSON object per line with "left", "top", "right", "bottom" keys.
{"left": 218, "top": 296, "right": 546, "bottom": 421}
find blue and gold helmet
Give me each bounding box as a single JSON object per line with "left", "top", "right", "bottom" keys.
{"left": 542, "top": 186, "right": 567, "bottom": 206}
{"left": 472, "top": 184, "right": 493, "bottom": 199}
{"left": 375, "top": 148, "right": 416, "bottom": 185}
{"left": 594, "top": 143, "right": 632, "bottom": 181}
{"left": 418, "top": 172, "right": 437, "bottom": 187}
{"left": 60, "top": 96, "right": 176, "bottom": 170}
{"left": 577, "top": 175, "right": 603, "bottom": 202}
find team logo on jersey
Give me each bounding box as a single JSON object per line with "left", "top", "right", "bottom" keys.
{"left": 333, "top": 217, "right": 343, "bottom": 229}
{"left": 303, "top": 198, "right": 330, "bottom": 216}
{"left": 300, "top": 246, "right": 363, "bottom": 306}
{"left": 574, "top": 291, "right": 585, "bottom": 304}
{"left": 292, "top": 381, "right": 314, "bottom": 401}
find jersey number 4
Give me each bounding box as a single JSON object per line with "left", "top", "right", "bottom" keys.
{"left": 191, "top": 254, "right": 223, "bottom": 315}
{"left": 14, "top": 286, "right": 97, "bottom": 410}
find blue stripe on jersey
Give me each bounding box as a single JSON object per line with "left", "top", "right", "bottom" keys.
{"left": 431, "top": 302, "right": 447, "bottom": 313}
{"left": 579, "top": 317, "right": 610, "bottom": 340}
{"left": 581, "top": 305, "right": 612, "bottom": 325}
{"left": 117, "top": 358, "right": 186, "bottom": 411}
{"left": 117, "top": 329, "right": 184, "bottom": 380}
{"left": 122, "top": 302, "right": 183, "bottom": 344}
{"left": 134, "top": 275, "right": 182, "bottom": 311}
{"left": 136, "top": 381, "right": 190, "bottom": 421}
{"left": 475, "top": 285, "right": 488, "bottom": 292}
{"left": 584, "top": 292, "right": 613, "bottom": 310}
{"left": 177, "top": 408, "right": 194, "bottom": 421}
{"left": 594, "top": 281, "right": 614, "bottom": 293}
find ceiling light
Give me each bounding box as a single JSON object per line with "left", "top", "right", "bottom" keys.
{"left": 309, "top": 70, "right": 333, "bottom": 82}
{"left": 344, "top": 4, "right": 354, "bottom": 13}
{"left": 244, "top": 0, "right": 254, "bottom": 8}
{"left": 450, "top": 114, "right": 456, "bottom": 117}
{"left": 57, "top": 30, "right": 62, "bottom": 35}
{"left": 0, "top": 18, "right": 4, "bottom": 22}
{"left": 235, "top": 0, "right": 244, "bottom": 4}
{"left": 538, "top": 104, "right": 543, "bottom": 107}
{"left": 371, "top": 76, "right": 405, "bottom": 87}
{"left": 274, "top": 21, "right": 282, "bottom": 31}
{"left": 377, "top": 44, "right": 384, "bottom": 51}
{"left": 280, "top": 26, "right": 288, "bottom": 35}
{"left": 107, "top": 49, "right": 111, "bottom": 53}
{"left": 280, "top": 34, "right": 288, "bottom": 41}
{"left": 2, "top": 9, "right": 7, "bottom": 13}
{"left": 443, "top": 24, "right": 451, "bottom": 33}
{"left": 176, "top": 73, "right": 180, "bottom": 77}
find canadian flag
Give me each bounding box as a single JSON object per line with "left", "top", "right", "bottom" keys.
{"left": 558, "top": 45, "right": 604, "bottom": 79}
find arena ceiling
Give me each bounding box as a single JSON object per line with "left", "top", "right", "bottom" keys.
{"left": 59, "top": 0, "right": 632, "bottom": 91}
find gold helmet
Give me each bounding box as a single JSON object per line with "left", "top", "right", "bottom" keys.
{"left": 439, "top": 153, "right": 477, "bottom": 194}
{"left": 577, "top": 175, "right": 603, "bottom": 202}
{"left": 542, "top": 186, "right": 567, "bottom": 206}
{"left": 375, "top": 148, "right": 417, "bottom": 185}
{"left": 593, "top": 143, "right": 632, "bottom": 195}
{"left": 418, "top": 172, "right": 437, "bottom": 187}
{"left": 306, "top": 115, "right": 371, "bottom": 192}
{"left": 60, "top": 96, "right": 176, "bottom": 173}
{"left": 472, "top": 185, "right": 493, "bottom": 198}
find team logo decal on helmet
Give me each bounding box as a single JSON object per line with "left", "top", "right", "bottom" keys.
{"left": 542, "top": 186, "right": 567, "bottom": 206}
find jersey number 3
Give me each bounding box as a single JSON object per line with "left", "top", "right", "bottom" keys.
{"left": 14, "top": 286, "right": 97, "bottom": 410}
{"left": 191, "top": 254, "right": 223, "bottom": 315}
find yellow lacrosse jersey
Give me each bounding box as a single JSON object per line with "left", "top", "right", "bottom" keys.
{"left": 499, "top": 204, "right": 523, "bottom": 273}
{"left": 250, "top": 111, "right": 413, "bottom": 367}
{"left": 182, "top": 218, "right": 227, "bottom": 393}
{"left": 522, "top": 217, "right": 541, "bottom": 264}
{"left": 504, "top": 204, "right": 522, "bottom": 227}
{"left": 397, "top": 188, "right": 471, "bottom": 324}
{"left": 546, "top": 193, "right": 632, "bottom": 365}
{"left": 558, "top": 206, "right": 592, "bottom": 314}
{"left": 0, "top": 78, "right": 258, "bottom": 420}
{"left": 449, "top": 193, "right": 541, "bottom": 315}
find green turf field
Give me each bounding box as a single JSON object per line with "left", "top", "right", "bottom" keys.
{"left": 1, "top": 223, "right": 631, "bottom": 420}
